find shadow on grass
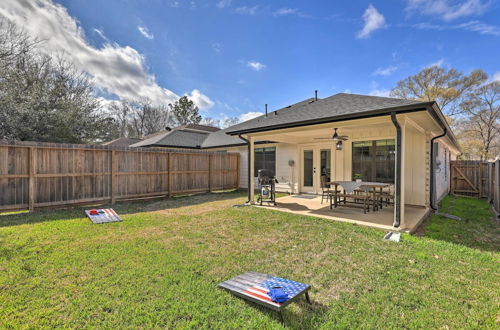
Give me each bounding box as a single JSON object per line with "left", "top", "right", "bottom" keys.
{"left": 0, "top": 189, "right": 245, "bottom": 228}
{"left": 417, "top": 195, "right": 500, "bottom": 253}
{"left": 240, "top": 297, "right": 329, "bottom": 329}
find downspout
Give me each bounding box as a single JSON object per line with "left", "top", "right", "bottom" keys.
{"left": 429, "top": 128, "right": 447, "bottom": 211}
{"left": 239, "top": 134, "right": 252, "bottom": 203}
{"left": 390, "top": 112, "right": 402, "bottom": 228}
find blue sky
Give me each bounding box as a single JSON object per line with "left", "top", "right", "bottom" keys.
{"left": 1, "top": 0, "right": 499, "bottom": 121}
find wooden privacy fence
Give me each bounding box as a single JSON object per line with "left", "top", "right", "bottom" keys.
{"left": 451, "top": 159, "right": 500, "bottom": 217}
{"left": 0, "top": 140, "right": 239, "bottom": 212}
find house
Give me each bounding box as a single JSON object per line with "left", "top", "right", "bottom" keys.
{"left": 131, "top": 124, "right": 221, "bottom": 148}
{"left": 134, "top": 93, "right": 460, "bottom": 232}
{"left": 102, "top": 137, "right": 143, "bottom": 147}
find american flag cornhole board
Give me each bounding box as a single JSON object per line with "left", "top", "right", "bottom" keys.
{"left": 218, "top": 271, "right": 311, "bottom": 312}
{"left": 85, "top": 208, "right": 122, "bottom": 224}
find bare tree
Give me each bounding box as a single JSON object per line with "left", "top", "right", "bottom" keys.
{"left": 459, "top": 81, "right": 500, "bottom": 160}
{"left": 390, "top": 66, "right": 487, "bottom": 116}
{"left": 200, "top": 117, "right": 221, "bottom": 128}
{"left": 129, "top": 98, "right": 172, "bottom": 137}
{"left": 222, "top": 116, "right": 239, "bottom": 128}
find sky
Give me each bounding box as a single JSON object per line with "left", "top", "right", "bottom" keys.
{"left": 0, "top": 0, "right": 499, "bottom": 122}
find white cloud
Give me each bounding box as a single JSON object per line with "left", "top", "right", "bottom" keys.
{"left": 212, "top": 42, "right": 222, "bottom": 54}
{"left": 369, "top": 89, "right": 391, "bottom": 97}
{"left": 456, "top": 20, "right": 500, "bottom": 36}
{"left": 414, "top": 20, "right": 500, "bottom": 36}
{"left": 239, "top": 111, "right": 263, "bottom": 122}
{"left": 357, "top": 5, "right": 386, "bottom": 39}
{"left": 373, "top": 65, "right": 398, "bottom": 76}
{"left": 0, "top": 0, "right": 213, "bottom": 109}
{"left": 187, "top": 89, "right": 215, "bottom": 110}
{"left": 93, "top": 28, "right": 108, "bottom": 41}
{"left": 137, "top": 25, "right": 154, "bottom": 39}
{"left": 247, "top": 61, "right": 266, "bottom": 71}
{"left": 274, "top": 8, "right": 298, "bottom": 16}
{"left": 235, "top": 6, "right": 259, "bottom": 15}
{"left": 492, "top": 72, "right": 500, "bottom": 82}
{"left": 406, "top": 0, "right": 489, "bottom": 21}
{"left": 216, "top": 0, "right": 232, "bottom": 9}
{"left": 428, "top": 58, "right": 445, "bottom": 67}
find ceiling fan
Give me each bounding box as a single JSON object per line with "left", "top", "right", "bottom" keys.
{"left": 314, "top": 128, "right": 349, "bottom": 141}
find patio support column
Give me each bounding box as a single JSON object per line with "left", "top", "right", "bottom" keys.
{"left": 249, "top": 136, "right": 255, "bottom": 203}
{"left": 391, "top": 113, "right": 406, "bottom": 229}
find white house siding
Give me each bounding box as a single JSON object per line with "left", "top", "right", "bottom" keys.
{"left": 213, "top": 143, "right": 299, "bottom": 193}
{"left": 404, "top": 125, "right": 427, "bottom": 206}
{"left": 434, "top": 140, "right": 455, "bottom": 202}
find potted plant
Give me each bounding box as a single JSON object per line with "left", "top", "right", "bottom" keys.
{"left": 354, "top": 173, "right": 363, "bottom": 183}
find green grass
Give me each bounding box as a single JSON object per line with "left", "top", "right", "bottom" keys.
{"left": 1, "top": 192, "right": 499, "bottom": 329}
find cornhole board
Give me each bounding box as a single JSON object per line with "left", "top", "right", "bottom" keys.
{"left": 85, "top": 208, "right": 122, "bottom": 224}
{"left": 218, "top": 271, "right": 311, "bottom": 321}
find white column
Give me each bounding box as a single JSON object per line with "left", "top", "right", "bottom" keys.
{"left": 249, "top": 136, "right": 255, "bottom": 203}
{"left": 399, "top": 119, "right": 406, "bottom": 229}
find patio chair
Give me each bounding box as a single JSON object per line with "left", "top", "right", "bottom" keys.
{"left": 378, "top": 185, "right": 395, "bottom": 207}
{"left": 320, "top": 176, "right": 338, "bottom": 204}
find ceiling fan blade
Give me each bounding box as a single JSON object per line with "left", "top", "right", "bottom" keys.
{"left": 313, "top": 137, "right": 333, "bottom": 140}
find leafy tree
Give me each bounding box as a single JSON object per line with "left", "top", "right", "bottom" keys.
{"left": 390, "top": 66, "right": 487, "bottom": 116}
{"left": 168, "top": 96, "right": 201, "bottom": 125}
{"left": 0, "top": 21, "right": 111, "bottom": 143}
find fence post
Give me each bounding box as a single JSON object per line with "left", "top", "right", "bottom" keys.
{"left": 111, "top": 150, "right": 116, "bottom": 204}
{"left": 495, "top": 160, "right": 500, "bottom": 217}
{"left": 208, "top": 154, "right": 212, "bottom": 192}
{"left": 236, "top": 153, "right": 240, "bottom": 189}
{"left": 167, "top": 153, "right": 172, "bottom": 197}
{"left": 28, "top": 147, "right": 36, "bottom": 212}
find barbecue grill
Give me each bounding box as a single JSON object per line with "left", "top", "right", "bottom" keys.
{"left": 257, "top": 169, "right": 278, "bottom": 206}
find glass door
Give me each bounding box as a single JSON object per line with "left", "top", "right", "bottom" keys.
{"left": 300, "top": 145, "right": 333, "bottom": 194}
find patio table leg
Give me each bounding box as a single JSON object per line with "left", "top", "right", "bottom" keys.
{"left": 305, "top": 291, "right": 311, "bottom": 304}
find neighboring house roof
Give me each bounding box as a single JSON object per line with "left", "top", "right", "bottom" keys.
{"left": 131, "top": 129, "right": 210, "bottom": 148}
{"left": 102, "top": 137, "right": 142, "bottom": 147}
{"left": 226, "top": 93, "right": 428, "bottom": 135}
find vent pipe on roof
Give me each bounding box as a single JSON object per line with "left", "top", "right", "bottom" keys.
{"left": 315, "top": 90, "right": 318, "bottom": 101}
{"left": 265, "top": 104, "right": 268, "bottom": 117}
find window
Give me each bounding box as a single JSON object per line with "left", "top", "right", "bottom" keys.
{"left": 254, "top": 147, "right": 276, "bottom": 177}
{"left": 352, "top": 139, "right": 395, "bottom": 183}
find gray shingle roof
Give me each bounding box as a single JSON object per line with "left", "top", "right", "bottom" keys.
{"left": 201, "top": 128, "right": 247, "bottom": 148}
{"left": 226, "top": 93, "right": 430, "bottom": 135}
{"left": 102, "top": 137, "right": 143, "bottom": 147}
{"left": 130, "top": 130, "right": 209, "bottom": 148}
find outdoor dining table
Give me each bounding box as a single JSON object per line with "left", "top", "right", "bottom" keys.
{"left": 328, "top": 181, "right": 391, "bottom": 211}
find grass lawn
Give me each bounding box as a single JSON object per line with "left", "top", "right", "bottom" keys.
{"left": 1, "top": 191, "right": 499, "bottom": 329}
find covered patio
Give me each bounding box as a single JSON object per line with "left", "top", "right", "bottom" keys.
{"left": 258, "top": 194, "right": 429, "bottom": 233}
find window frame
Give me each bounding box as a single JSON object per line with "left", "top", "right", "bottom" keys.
{"left": 351, "top": 139, "right": 395, "bottom": 183}
{"left": 254, "top": 147, "right": 276, "bottom": 177}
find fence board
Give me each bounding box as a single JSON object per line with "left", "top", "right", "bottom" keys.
{"left": 0, "top": 140, "right": 239, "bottom": 212}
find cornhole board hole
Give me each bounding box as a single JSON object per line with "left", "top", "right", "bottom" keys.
{"left": 218, "top": 271, "right": 311, "bottom": 322}
{"left": 85, "top": 208, "right": 122, "bottom": 224}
